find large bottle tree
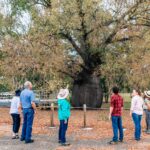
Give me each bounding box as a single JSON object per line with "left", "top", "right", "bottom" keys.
{"left": 3, "top": 0, "right": 150, "bottom": 107}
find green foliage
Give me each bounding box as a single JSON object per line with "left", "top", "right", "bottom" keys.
{"left": 10, "top": 0, "right": 32, "bottom": 15}
{"left": 0, "top": 80, "right": 11, "bottom": 92}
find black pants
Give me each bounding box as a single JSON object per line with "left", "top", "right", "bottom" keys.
{"left": 11, "top": 114, "right": 21, "bottom": 133}
{"left": 59, "top": 120, "right": 69, "bottom": 143}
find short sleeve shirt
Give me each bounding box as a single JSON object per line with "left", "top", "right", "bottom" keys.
{"left": 110, "top": 94, "right": 123, "bottom": 116}
{"left": 10, "top": 96, "right": 20, "bottom": 114}
{"left": 20, "top": 89, "right": 35, "bottom": 109}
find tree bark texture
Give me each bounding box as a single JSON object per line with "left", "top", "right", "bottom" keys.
{"left": 71, "top": 72, "right": 103, "bottom": 108}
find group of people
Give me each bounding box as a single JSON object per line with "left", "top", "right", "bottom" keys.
{"left": 10, "top": 81, "right": 71, "bottom": 146}
{"left": 9, "top": 81, "right": 150, "bottom": 146}
{"left": 10, "top": 81, "right": 36, "bottom": 143}
{"left": 109, "top": 87, "right": 150, "bottom": 145}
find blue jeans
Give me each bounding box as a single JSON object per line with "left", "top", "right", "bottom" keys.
{"left": 11, "top": 114, "right": 20, "bottom": 133}
{"left": 145, "top": 110, "right": 150, "bottom": 130}
{"left": 21, "top": 108, "right": 34, "bottom": 142}
{"left": 111, "top": 116, "right": 123, "bottom": 142}
{"left": 132, "top": 113, "right": 142, "bottom": 140}
{"left": 59, "top": 120, "right": 68, "bottom": 143}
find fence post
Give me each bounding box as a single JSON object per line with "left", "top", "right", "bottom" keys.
{"left": 83, "top": 104, "right": 87, "bottom": 128}
{"left": 50, "top": 103, "right": 55, "bottom": 127}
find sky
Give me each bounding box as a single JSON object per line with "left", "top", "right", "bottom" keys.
{"left": 0, "top": 0, "right": 31, "bottom": 34}
{"left": 0, "top": 0, "right": 11, "bottom": 16}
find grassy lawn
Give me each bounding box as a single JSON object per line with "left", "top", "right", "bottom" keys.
{"left": 102, "top": 93, "right": 131, "bottom": 109}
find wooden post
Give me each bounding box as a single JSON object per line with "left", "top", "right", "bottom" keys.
{"left": 83, "top": 104, "right": 87, "bottom": 128}
{"left": 50, "top": 103, "right": 55, "bottom": 127}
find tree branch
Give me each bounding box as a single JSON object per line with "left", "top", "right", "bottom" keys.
{"left": 103, "top": 0, "right": 147, "bottom": 45}
{"left": 135, "top": 23, "right": 150, "bottom": 27}
{"left": 58, "top": 70, "right": 75, "bottom": 79}
{"left": 112, "top": 35, "right": 141, "bottom": 43}
{"left": 40, "top": 42, "right": 51, "bottom": 49}
{"left": 33, "top": 0, "right": 51, "bottom": 8}
{"left": 59, "top": 32, "right": 86, "bottom": 60}
{"left": 76, "top": 0, "right": 91, "bottom": 50}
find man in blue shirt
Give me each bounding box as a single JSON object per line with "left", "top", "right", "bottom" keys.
{"left": 19, "top": 81, "right": 36, "bottom": 144}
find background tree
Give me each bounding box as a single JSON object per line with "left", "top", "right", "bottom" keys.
{"left": 0, "top": 0, "right": 150, "bottom": 107}
{"left": 126, "top": 30, "right": 150, "bottom": 90}
{"left": 101, "top": 29, "right": 150, "bottom": 100}
{"left": 35, "top": 0, "right": 150, "bottom": 107}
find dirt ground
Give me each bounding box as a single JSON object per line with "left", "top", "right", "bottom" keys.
{"left": 0, "top": 108, "right": 150, "bottom": 150}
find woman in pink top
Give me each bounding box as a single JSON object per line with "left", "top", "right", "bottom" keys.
{"left": 130, "top": 89, "right": 144, "bottom": 141}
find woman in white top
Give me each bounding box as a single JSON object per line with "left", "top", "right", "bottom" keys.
{"left": 10, "top": 89, "right": 21, "bottom": 139}
{"left": 130, "top": 89, "right": 144, "bottom": 141}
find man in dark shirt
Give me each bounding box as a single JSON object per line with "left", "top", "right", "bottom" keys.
{"left": 108, "top": 86, "right": 124, "bottom": 144}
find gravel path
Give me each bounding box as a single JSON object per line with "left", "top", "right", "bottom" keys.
{"left": 0, "top": 135, "right": 115, "bottom": 150}
{"left": 1, "top": 108, "right": 150, "bottom": 150}
{"left": 1, "top": 133, "right": 150, "bottom": 150}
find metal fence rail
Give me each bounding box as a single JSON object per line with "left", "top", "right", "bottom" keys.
{"left": 48, "top": 103, "right": 130, "bottom": 128}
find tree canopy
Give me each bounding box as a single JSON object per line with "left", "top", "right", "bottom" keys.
{"left": 0, "top": 0, "right": 150, "bottom": 106}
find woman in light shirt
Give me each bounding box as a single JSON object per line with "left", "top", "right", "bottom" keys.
{"left": 130, "top": 89, "right": 144, "bottom": 141}
{"left": 10, "top": 89, "right": 21, "bottom": 139}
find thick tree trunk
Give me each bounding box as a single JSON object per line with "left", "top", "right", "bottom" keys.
{"left": 71, "top": 73, "right": 103, "bottom": 108}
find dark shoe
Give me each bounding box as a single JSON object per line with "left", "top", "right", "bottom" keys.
{"left": 135, "top": 139, "right": 140, "bottom": 141}
{"left": 12, "top": 135, "right": 19, "bottom": 139}
{"left": 25, "top": 139, "right": 34, "bottom": 144}
{"left": 119, "top": 140, "right": 123, "bottom": 143}
{"left": 61, "top": 142, "right": 70, "bottom": 146}
{"left": 108, "top": 141, "right": 118, "bottom": 145}
{"left": 20, "top": 138, "right": 25, "bottom": 141}
{"left": 15, "top": 135, "right": 19, "bottom": 139}
{"left": 58, "top": 140, "right": 61, "bottom": 143}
